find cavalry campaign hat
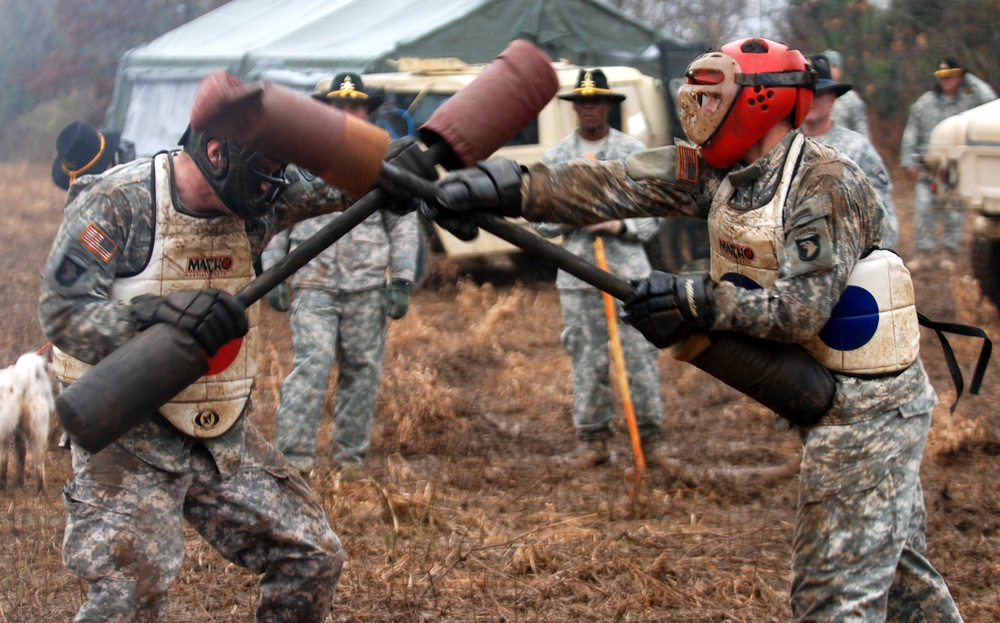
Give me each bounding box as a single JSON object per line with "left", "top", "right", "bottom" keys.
{"left": 312, "top": 72, "right": 372, "bottom": 108}
{"left": 557, "top": 69, "right": 627, "bottom": 102}
{"left": 51, "top": 120, "right": 122, "bottom": 190}
{"left": 934, "top": 57, "right": 965, "bottom": 79}
{"left": 807, "top": 54, "right": 852, "bottom": 98}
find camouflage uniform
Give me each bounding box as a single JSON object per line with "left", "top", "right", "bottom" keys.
{"left": 40, "top": 156, "right": 345, "bottom": 622}
{"left": 831, "top": 89, "right": 871, "bottom": 140}
{"left": 263, "top": 167, "right": 420, "bottom": 472}
{"left": 803, "top": 124, "right": 899, "bottom": 249}
{"left": 519, "top": 131, "right": 962, "bottom": 621}
{"left": 531, "top": 128, "right": 664, "bottom": 444}
{"left": 901, "top": 73, "right": 996, "bottom": 253}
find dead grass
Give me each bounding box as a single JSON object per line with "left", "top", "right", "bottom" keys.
{"left": 1, "top": 161, "right": 999, "bottom": 621}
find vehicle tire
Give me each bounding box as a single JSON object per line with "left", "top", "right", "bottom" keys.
{"left": 971, "top": 233, "right": 1000, "bottom": 305}
{"left": 644, "top": 217, "right": 711, "bottom": 273}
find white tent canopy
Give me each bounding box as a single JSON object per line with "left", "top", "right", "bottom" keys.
{"left": 107, "top": 0, "right": 690, "bottom": 156}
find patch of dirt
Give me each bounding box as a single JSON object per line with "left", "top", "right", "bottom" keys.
{"left": 1, "top": 161, "right": 998, "bottom": 621}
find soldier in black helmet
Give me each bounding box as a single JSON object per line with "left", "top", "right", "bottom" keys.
{"left": 40, "top": 116, "right": 347, "bottom": 620}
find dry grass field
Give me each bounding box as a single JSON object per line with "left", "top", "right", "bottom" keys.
{"left": 1, "top": 160, "right": 998, "bottom": 621}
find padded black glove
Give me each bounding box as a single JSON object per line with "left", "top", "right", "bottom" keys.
{"left": 434, "top": 158, "right": 524, "bottom": 218}
{"left": 131, "top": 289, "right": 249, "bottom": 357}
{"left": 381, "top": 136, "right": 438, "bottom": 215}
{"left": 621, "top": 271, "right": 716, "bottom": 349}
{"left": 419, "top": 203, "right": 480, "bottom": 241}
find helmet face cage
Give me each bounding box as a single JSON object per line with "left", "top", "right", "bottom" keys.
{"left": 679, "top": 38, "right": 815, "bottom": 169}
{"left": 181, "top": 126, "right": 288, "bottom": 219}
{"left": 677, "top": 52, "right": 741, "bottom": 147}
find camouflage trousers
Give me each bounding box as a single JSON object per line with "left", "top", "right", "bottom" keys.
{"left": 914, "top": 177, "right": 965, "bottom": 253}
{"left": 62, "top": 424, "right": 344, "bottom": 622}
{"left": 559, "top": 288, "right": 664, "bottom": 443}
{"left": 276, "top": 287, "right": 387, "bottom": 471}
{"left": 791, "top": 409, "right": 962, "bottom": 622}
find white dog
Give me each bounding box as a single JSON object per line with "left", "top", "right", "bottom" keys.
{"left": 0, "top": 352, "right": 54, "bottom": 492}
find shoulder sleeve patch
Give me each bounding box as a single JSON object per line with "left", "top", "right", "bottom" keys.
{"left": 676, "top": 144, "right": 700, "bottom": 183}
{"left": 785, "top": 217, "right": 834, "bottom": 277}
{"left": 79, "top": 223, "right": 118, "bottom": 263}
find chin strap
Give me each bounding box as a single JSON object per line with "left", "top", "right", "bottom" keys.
{"left": 917, "top": 313, "right": 992, "bottom": 412}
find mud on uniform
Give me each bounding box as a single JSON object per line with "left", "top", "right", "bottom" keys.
{"left": 531, "top": 128, "right": 664, "bottom": 444}
{"left": 40, "top": 154, "right": 345, "bottom": 622}
{"left": 263, "top": 166, "right": 420, "bottom": 471}
{"left": 519, "top": 131, "right": 963, "bottom": 621}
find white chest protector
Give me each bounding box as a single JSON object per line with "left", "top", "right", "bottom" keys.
{"left": 707, "top": 134, "right": 919, "bottom": 375}
{"left": 53, "top": 154, "right": 259, "bottom": 437}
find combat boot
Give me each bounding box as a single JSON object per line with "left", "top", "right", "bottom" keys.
{"left": 556, "top": 440, "right": 611, "bottom": 469}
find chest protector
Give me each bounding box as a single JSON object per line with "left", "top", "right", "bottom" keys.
{"left": 707, "top": 134, "right": 919, "bottom": 375}
{"left": 53, "top": 153, "right": 259, "bottom": 437}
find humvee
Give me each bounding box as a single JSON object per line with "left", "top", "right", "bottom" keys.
{"left": 924, "top": 97, "right": 1000, "bottom": 303}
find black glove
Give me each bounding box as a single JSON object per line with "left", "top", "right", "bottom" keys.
{"left": 386, "top": 279, "right": 411, "bottom": 319}
{"left": 419, "top": 203, "right": 480, "bottom": 241}
{"left": 621, "top": 271, "right": 716, "bottom": 349}
{"left": 381, "top": 136, "right": 438, "bottom": 215}
{"left": 434, "top": 158, "right": 524, "bottom": 218}
{"left": 131, "top": 289, "right": 249, "bottom": 357}
{"left": 265, "top": 282, "right": 290, "bottom": 312}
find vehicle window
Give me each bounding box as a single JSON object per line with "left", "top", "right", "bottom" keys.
{"left": 383, "top": 91, "right": 539, "bottom": 146}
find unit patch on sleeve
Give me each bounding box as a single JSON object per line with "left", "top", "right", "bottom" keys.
{"left": 785, "top": 217, "right": 834, "bottom": 277}
{"left": 79, "top": 223, "right": 118, "bottom": 263}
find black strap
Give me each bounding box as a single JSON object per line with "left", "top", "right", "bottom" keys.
{"left": 917, "top": 312, "right": 992, "bottom": 412}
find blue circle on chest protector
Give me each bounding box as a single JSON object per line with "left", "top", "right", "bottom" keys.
{"left": 819, "top": 285, "right": 880, "bottom": 351}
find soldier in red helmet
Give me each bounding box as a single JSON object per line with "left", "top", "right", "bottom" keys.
{"left": 429, "top": 37, "right": 962, "bottom": 621}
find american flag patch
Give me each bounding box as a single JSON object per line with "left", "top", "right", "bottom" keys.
{"left": 677, "top": 144, "right": 700, "bottom": 184}
{"left": 79, "top": 223, "right": 117, "bottom": 263}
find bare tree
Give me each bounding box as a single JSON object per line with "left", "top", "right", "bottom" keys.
{"left": 607, "top": 0, "right": 786, "bottom": 47}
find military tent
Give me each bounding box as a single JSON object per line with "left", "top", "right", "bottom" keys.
{"left": 106, "top": 0, "right": 698, "bottom": 156}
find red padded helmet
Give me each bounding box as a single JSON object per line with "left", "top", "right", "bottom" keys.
{"left": 677, "top": 38, "right": 816, "bottom": 168}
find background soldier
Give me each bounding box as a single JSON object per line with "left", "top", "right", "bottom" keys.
{"left": 901, "top": 57, "right": 996, "bottom": 270}
{"left": 51, "top": 119, "right": 136, "bottom": 190}
{"left": 821, "top": 50, "right": 871, "bottom": 140}
{"left": 263, "top": 72, "right": 420, "bottom": 478}
{"left": 802, "top": 53, "right": 899, "bottom": 249}
{"left": 530, "top": 69, "right": 668, "bottom": 470}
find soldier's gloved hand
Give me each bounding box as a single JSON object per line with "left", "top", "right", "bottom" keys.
{"left": 265, "top": 282, "right": 290, "bottom": 312}
{"left": 432, "top": 158, "right": 525, "bottom": 218}
{"left": 381, "top": 136, "right": 437, "bottom": 215}
{"left": 621, "top": 271, "right": 716, "bottom": 349}
{"left": 386, "top": 279, "right": 411, "bottom": 319}
{"left": 419, "top": 203, "right": 481, "bottom": 241}
{"left": 130, "top": 289, "right": 249, "bottom": 357}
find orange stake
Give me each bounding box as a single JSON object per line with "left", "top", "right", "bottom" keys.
{"left": 593, "top": 236, "right": 646, "bottom": 492}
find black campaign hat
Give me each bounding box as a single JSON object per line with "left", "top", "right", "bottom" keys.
{"left": 51, "top": 120, "right": 122, "bottom": 190}
{"left": 557, "top": 69, "right": 626, "bottom": 102}
{"left": 312, "top": 72, "right": 372, "bottom": 108}
{"left": 934, "top": 57, "right": 965, "bottom": 79}
{"left": 807, "top": 54, "right": 852, "bottom": 98}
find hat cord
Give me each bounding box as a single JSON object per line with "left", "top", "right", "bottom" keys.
{"left": 62, "top": 133, "right": 107, "bottom": 184}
